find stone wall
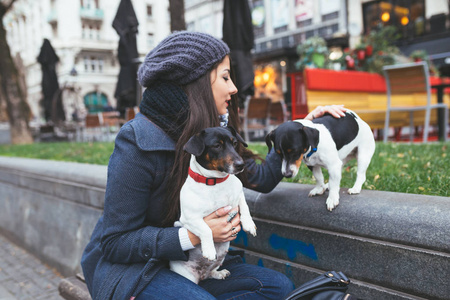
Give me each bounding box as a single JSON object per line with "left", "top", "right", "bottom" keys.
{"left": 0, "top": 157, "right": 449, "bottom": 299}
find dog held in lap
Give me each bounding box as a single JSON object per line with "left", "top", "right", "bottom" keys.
{"left": 170, "top": 126, "right": 257, "bottom": 283}
{"left": 266, "top": 110, "right": 375, "bottom": 211}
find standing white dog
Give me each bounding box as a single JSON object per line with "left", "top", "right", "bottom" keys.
{"left": 170, "top": 127, "right": 257, "bottom": 283}
{"left": 266, "top": 110, "right": 376, "bottom": 211}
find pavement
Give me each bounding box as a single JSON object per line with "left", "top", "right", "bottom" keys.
{"left": 0, "top": 234, "right": 63, "bottom": 300}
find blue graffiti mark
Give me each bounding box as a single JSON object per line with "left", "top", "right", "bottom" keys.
{"left": 269, "top": 234, "right": 318, "bottom": 261}
{"left": 257, "top": 258, "right": 264, "bottom": 268}
{"left": 233, "top": 230, "right": 248, "bottom": 247}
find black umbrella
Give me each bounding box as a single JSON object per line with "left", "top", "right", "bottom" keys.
{"left": 37, "top": 38, "right": 65, "bottom": 124}
{"left": 113, "top": 0, "right": 139, "bottom": 117}
{"left": 223, "top": 0, "right": 255, "bottom": 105}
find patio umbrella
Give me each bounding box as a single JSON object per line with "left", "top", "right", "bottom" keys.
{"left": 112, "top": 0, "right": 139, "bottom": 117}
{"left": 37, "top": 38, "right": 65, "bottom": 124}
{"left": 223, "top": 0, "right": 255, "bottom": 106}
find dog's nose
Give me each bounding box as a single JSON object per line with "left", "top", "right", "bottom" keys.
{"left": 234, "top": 160, "right": 245, "bottom": 172}
{"left": 284, "top": 170, "right": 293, "bottom": 178}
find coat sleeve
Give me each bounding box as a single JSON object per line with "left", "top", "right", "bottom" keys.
{"left": 244, "top": 148, "right": 284, "bottom": 193}
{"left": 99, "top": 124, "right": 188, "bottom": 264}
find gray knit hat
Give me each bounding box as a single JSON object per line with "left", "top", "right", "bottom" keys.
{"left": 137, "top": 31, "right": 230, "bottom": 87}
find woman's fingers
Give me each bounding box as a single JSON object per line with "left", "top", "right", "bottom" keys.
{"left": 325, "top": 104, "right": 347, "bottom": 118}
{"left": 205, "top": 205, "right": 232, "bottom": 220}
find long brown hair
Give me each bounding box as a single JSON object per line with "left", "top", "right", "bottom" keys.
{"left": 163, "top": 56, "right": 260, "bottom": 226}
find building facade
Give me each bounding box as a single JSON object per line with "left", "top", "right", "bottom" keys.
{"left": 185, "top": 0, "right": 450, "bottom": 107}
{"left": 4, "top": 0, "right": 170, "bottom": 122}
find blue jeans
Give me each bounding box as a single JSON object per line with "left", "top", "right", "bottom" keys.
{"left": 135, "top": 261, "right": 294, "bottom": 299}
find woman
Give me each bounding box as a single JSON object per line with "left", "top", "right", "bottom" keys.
{"left": 81, "top": 31, "right": 346, "bottom": 300}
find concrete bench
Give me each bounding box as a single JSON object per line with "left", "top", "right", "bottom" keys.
{"left": 59, "top": 274, "right": 91, "bottom": 300}
{"left": 0, "top": 157, "right": 449, "bottom": 300}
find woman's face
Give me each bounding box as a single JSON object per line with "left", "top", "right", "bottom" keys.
{"left": 211, "top": 56, "right": 238, "bottom": 115}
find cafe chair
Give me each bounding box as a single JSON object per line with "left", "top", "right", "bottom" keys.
{"left": 241, "top": 96, "right": 272, "bottom": 142}
{"left": 383, "top": 61, "right": 449, "bottom": 142}
{"left": 269, "top": 99, "right": 289, "bottom": 131}
{"left": 81, "top": 113, "right": 104, "bottom": 142}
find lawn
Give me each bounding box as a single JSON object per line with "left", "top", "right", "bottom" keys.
{"left": 0, "top": 141, "right": 448, "bottom": 197}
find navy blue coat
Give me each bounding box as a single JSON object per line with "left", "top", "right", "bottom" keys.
{"left": 81, "top": 113, "right": 283, "bottom": 299}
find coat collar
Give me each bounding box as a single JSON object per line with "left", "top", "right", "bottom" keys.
{"left": 131, "top": 113, "right": 176, "bottom": 151}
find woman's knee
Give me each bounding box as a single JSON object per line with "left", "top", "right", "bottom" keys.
{"left": 263, "top": 270, "right": 294, "bottom": 299}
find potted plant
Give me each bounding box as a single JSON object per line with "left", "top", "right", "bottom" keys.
{"left": 409, "top": 50, "right": 427, "bottom": 62}
{"left": 296, "top": 36, "right": 329, "bottom": 70}
{"left": 355, "top": 43, "right": 367, "bottom": 61}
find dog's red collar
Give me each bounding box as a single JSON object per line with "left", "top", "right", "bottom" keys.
{"left": 188, "top": 167, "right": 229, "bottom": 186}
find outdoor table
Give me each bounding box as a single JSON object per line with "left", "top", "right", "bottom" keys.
{"left": 431, "top": 83, "right": 450, "bottom": 141}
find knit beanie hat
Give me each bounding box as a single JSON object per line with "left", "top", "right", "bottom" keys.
{"left": 137, "top": 31, "right": 230, "bottom": 87}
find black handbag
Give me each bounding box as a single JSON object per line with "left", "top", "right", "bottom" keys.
{"left": 284, "top": 271, "right": 356, "bottom": 300}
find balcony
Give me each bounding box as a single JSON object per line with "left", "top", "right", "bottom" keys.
{"left": 47, "top": 10, "right": 57, "bottom": 24}
{"left": 80, "top": 7, "right": 104, "bottom": 21}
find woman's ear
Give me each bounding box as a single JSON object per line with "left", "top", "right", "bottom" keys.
{"left": 183, "top": 131, "right": 205, "bottom": 156}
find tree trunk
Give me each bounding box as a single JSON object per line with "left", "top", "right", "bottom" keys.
{"left": 0, "top": 1, "right": 33, "bottom": 144}
{"left": 169, "top": 0, "right": 186, "bottom": 32}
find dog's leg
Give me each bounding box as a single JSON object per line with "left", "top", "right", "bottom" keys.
{"left": 238, "top": 192, "right": 257, "bottom": 236}
{"left": 348, "top": 143, "right": 375, "bottom": 194}
{"left": 308, "top": 166, "right": 328, "bottom": 197}
{"left": 170, "top": 261, "right": 200, "bottom": 284}
{"left": 210, "top": 268, "right": 231, "bottom": 280}
{"left": 184, "top": 220, "right": 217, "bottom": 261}
{"left": 326, "top": 161, "right": 343, "bottom": 211}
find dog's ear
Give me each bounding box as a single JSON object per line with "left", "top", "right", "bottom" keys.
{"left": 227, "top": 126, "right": 248, "bottom": 147}
{"left": 183, "top": 131, "right": 205, "bottom": 156}
{"left": 265, "top": 130, "right": 275, "bottom": 153}
{"left": 302, "top": 126, "right": 320, "bottom": 152}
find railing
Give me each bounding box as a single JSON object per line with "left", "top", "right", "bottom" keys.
{"left": 79, "top": 7, "right": 104, "bottom": 21}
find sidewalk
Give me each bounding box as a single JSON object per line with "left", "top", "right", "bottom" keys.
{"left": 0, "top": 234, "right": 63, "bottom": 300}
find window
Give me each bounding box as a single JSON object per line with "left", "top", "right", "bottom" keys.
{"left": 362, "top": 0, "right": 425, "bottom": 37}
{"left": 147, "top": 5, "right": 152, "bottom": 19}
{"left": 82, "top": 22, "right": 101, "bottom": 40}
{"left": 147, "top": 33, "right": 154, "bottom": 48}
{"left": 322, "top": 12, "right": 339, "bottom": 22}
{"left": 83, "top": 56, "right": 104, "bottom": 73}
{"left": 297, "top": 19, "right": 312, "bottom": 28}
{"left": 84, "top": 56, "right": 89, "bottom": 72}
{"left": 90, "top": 56, "right": 97, "bottom": 71}
{"left": 98, "top": 58, "right": 103, "bottom": 73}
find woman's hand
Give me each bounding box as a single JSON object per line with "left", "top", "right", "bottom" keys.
{"left": 187, "top": 206, "right": 241, "bottom": 246}
{"left": 305, "top": 105, "right": 347, "bottom": 121}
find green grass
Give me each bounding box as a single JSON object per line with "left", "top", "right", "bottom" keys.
{"left": 0, "top": 141, "right": 449, "bottom": 197}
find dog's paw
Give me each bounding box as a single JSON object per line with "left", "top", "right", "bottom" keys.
{"left": 241, "top": 217, "right": 257, "bottom": 237}
{"left": 308, "top": 186, "right": 327, "bottom": 197}
{"left": 326, "top": 195, "right": 340, "bottom": 211}
{"left": 202, "top": 248, "right": 217, "bottom": 261}
{"left": 210, "top": 269, "right": 230, "bottom": 280}
{"left": 348, "top": 187, "right": 361, "bottom": 194}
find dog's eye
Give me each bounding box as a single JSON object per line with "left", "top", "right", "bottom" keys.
{"left": 212, "top": 143, "right": 222, "bottom": 149}
{"left": 232, "top": 140, "right": 238, "bottom": 148}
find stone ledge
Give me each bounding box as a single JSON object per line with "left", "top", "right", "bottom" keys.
{"left": 0, "top": 157, "right": 448, "bottom": 299}
{"left": 244, "top": 182, "right": 450, "bottom": 253}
